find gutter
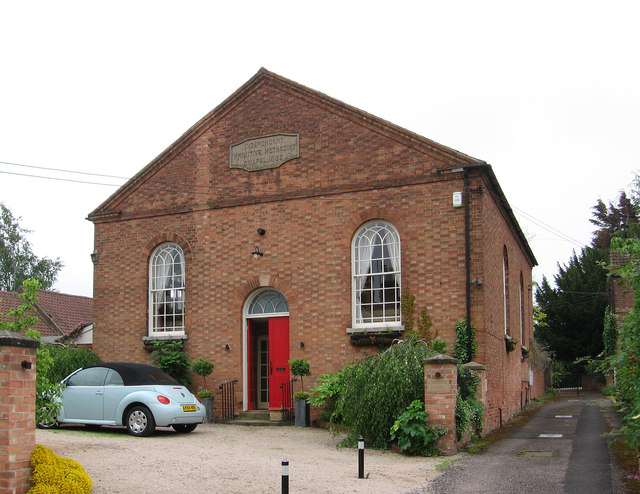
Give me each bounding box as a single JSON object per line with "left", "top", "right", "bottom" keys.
{"left": 464, "top": 168, "right": 473, "bottom": 360}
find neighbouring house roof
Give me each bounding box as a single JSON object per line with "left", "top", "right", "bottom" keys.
{"left": 0, "top": 289, "right": 93, "bottom": 342}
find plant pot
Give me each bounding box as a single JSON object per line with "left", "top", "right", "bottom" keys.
{"left": 295, "top": 399, "right": 310, "bottom": 427}
{"left": 201, "top": 397, "right": 214, "bottom": 423}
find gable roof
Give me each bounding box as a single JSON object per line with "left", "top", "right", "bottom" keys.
{"left": 0, "top": 289, "right": 93, "bottom": 341}
{"left": 86, "top": 68, "right": 536, "bottom": 266}
{"left": 88, "top": 68, "right": 486, "bottom": 221}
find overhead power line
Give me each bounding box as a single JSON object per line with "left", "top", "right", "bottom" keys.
{"left": 2, "top": 159, "right": 591, "bottom": 250}
{"left": 513, "top": 206, "right": 586, "bottom": 249}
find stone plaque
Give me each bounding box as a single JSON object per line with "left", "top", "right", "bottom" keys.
{"left": 427, "top": 378, "right": 450, "bottom": 394}
{"left": 230, "top": 133, "right": 299, "bottom": 171}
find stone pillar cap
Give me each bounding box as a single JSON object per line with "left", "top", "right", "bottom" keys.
{"left": 424, "top": 354, "right": 458, "bottom": 365}
{"left": 463, "top": 361, "right": 486, "bottom": 371}
{"left": 0, "top": 330, "right": 40, "bottom": 348}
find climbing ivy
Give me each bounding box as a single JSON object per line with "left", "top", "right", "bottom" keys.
{"left": 609, "top": 237, "right": 640, "bottom": 456}
{"left": 151, "top": 340, "right": 192, "bottom": 386}
{"left": 452, "top": 316, "right": 476, "bottom": 364}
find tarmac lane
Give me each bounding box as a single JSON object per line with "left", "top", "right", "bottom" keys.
{"left": 418, "top": 395, "right": 623, "bottom": 494}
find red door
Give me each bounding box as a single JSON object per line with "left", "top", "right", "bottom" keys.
{"left": 268, "top": 317, "right": 290, "bottom": 409}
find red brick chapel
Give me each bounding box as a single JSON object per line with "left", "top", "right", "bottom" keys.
{"left": 87, "top": 68, "right": 538, "bottom": 432}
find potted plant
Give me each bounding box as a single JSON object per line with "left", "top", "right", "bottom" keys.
{"left": 505, "top": 335, "right": 518, "bottom": 352}
{"left": 191, "top": 358, "right": 215, "bottom": 423}
{"left": 289, "top": 358, "right": 311, "bottom": 427}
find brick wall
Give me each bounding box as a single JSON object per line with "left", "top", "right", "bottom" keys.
{"left": 0, "top": 331, "right": 39, "bottom": 494}
{"left": 89, "top": 71, "right": 536, "bottom": 426}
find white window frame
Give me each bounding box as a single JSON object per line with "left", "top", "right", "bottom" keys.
{"left": 503, "top": 247, "right": 510, "bottom": 336}
{"left": 350, "top": 220, "right": 402, "bottom": 331}
{"left": 148, "top": 242, "right": 185, "bottom": 337}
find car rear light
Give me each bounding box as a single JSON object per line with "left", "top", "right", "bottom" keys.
{"left": 157, "top": 395, "right": 171, "bottom": 405}
{"left": 195, "top": 396, "right": 202, "bottom": 403}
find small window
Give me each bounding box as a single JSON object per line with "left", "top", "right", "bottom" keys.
{"left": 149, "top": 243, "right": 185, "bottom": 336}
{"left": 352, "top": 221, "right": 401, "bottom": 328}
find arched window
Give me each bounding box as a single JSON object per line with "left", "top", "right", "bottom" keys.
{"left": 352, "top": 221, "right": 401, "bottom": 328}
{"left": 149, "top": 243, "right": 185, "bottom": 336}
{"left": 248, "top": 290, "right": 289, "bottom": 316}
{"left": 519, "top": 273, "right": 525, "bottom": 345}
{"left": 503, "top": 246, "right": 510, "bottom": 335}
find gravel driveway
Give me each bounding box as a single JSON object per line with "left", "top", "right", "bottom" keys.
{"left": 36, "top": 423, "right": 448, "bottom": 493}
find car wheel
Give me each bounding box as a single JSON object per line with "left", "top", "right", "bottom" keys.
{"left": 126, "top": 406, "right": 155, "bottom": 437}
{"left": 172, "top": 423, "right": 198, "bottom": 433}
{"left": 37, "top": 416, "right": 58, "bottom": 429}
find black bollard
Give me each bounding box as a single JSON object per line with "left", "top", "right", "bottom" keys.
{"left": 282, "top": 460, "right": 289, "bottom": 494}
{"left": 358, "top": 436, "right": 364, "bottom": 479}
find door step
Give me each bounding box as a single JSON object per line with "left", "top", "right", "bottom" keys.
{"left": 225, "top": 409, "right": 291, "bottom": 426}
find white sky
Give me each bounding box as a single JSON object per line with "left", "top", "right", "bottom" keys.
{"left": 1, "top": 1, "right": 638, "bottom": 297}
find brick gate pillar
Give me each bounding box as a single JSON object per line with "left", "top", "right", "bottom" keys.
{"left": 424, "top": 354, "right": 458, "bottom": 456}
{"left": 0, "top": 331, "right": 40, "bottom": 494}
{"left": 462, "top": 361, "right": 487, "bottom": 437}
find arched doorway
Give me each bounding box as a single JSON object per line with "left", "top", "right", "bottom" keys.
{"left": 243, "top": 289, "right": 290, "bottom": 411}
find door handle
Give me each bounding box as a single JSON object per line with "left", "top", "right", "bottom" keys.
{"left": 270, "top": 362, "right": 273, "bottom": 375}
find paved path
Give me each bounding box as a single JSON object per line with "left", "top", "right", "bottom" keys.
{"left": 418, "top": 395, "right": 625, "bottom": 494}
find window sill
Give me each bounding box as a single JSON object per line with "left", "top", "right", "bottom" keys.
{"left": 346, "top": 325, "right": 404, "bottom": 334}
{"left": 142, "top": 334, "right": 188, "bottom": 345}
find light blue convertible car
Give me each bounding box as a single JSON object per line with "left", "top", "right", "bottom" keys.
{"left": 41, "top": 362, "right": 206, "bottom": 436}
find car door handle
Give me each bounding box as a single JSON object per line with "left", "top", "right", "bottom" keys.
{"left": 270, "top": 362, "right": 273, "bottom": 375}
{"left": 95, "top": 391, "right": 104, "bottom": 396}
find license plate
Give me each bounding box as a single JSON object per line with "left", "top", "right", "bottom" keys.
{"left": 182, "top": 405, "right": 197, "bottom": 412}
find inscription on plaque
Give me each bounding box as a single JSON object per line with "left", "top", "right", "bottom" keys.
{"left": 230, "top": 133, "right": 299, "bottom": 171}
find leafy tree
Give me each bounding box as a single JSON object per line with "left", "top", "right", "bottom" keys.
{"left": 0, "top": 203, "right": 63, "bottom": 291}
{"left": 0, "top": 278, "right": 63, "bottom": 426}
{"left": 590, "top": 191, "right": 638, "bottom": 249}
{"left": 0, "top": 277, "right": 40, "bottom": 332}
{"left": 535, "top": 247, "right": 608, "bottom": 363}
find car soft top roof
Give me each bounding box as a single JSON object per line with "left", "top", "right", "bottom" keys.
{"left": 85, "top": 362, "right": 181, "bottom": 386}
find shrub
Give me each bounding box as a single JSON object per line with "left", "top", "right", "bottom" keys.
{"left": 331, "top": 339, "right": 433, "bottom": 449}
{"left": 29, "top": 444, "right": 92, "bottom": 494}
{"left": 390, "top": 400, "right": 447, "bottom": 456}
{"left": 289, "top": 358, "right": 311, "bottom": 392}
{"left": 44, "top": 344, "right": 103, "bottom": 383}
{"left": 456, "top": 397, "right": 484, "bottom": 441}
{"left": 191, "top": 357, "right": 215, "bottom": 389}
{"left": 431, "top": 338, "right": 447, "bottom": 354}
{"left": 308, "top": 368, "right": 349, "bottom": 422}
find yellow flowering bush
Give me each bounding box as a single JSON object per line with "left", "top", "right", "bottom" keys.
{"left": 29, "top": 445, "right": 92, "bottom": 494}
